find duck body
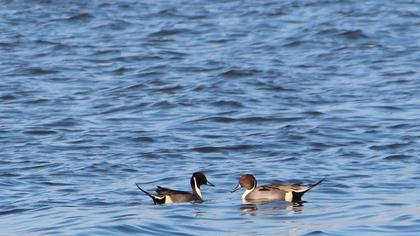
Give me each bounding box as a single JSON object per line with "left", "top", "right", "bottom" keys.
{"left": 232, "top": 174, "right": 325, "bottom": 203}
{"left": 136, "top": 172, "right": 214, "bottom": 204}
{"left": 154, "top": 186, "right": 199, "bottom": 203}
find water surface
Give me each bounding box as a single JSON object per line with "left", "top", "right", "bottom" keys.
{"left": 1, "top": 0, "right": 420, "bottom": 235}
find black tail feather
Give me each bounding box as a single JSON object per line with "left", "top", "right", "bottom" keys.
{"left": 292, "top": 177, "right": 326, "bottom": 202}
{"left": 136, "top": 183, "right": 165, "bottom": 204}
{"left": 306, "top": 177, "right": 326, "bottom": 192}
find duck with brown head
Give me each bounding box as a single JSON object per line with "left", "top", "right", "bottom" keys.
{"left": 232, "top": 174, "right": 325, "bottom": 203}
{"left": 136, "top": 172, "right": 214, "bottom": 204}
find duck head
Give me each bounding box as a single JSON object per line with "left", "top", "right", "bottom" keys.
{"left": 232, "top": 174, "right": 257, "bottom": 192}
{"left": 190, "top": 172, "right": 214, "bottom": 200}
{"left": 190, "top": 172, "right": 214, "bottom": 188}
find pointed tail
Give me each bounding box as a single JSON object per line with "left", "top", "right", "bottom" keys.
{"left": 292, "top": 177, "right": 326, "bottom": 202}
{"left": 136, "top": 183, "right": 154, "bottom": 198}
{"left": 136, "top": 183, "right": 165, "bottom": 204}
{"left": 305, "top": 177, "right": 326, "bottom": 193}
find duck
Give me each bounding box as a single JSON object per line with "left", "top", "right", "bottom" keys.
{"left": 232, "top": 174, "right": 325, "bottom": 203}
{"left": 136, "top": 172, "right": 214, "bottom": 204}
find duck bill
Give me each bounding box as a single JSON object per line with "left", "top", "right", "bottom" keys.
{"left": 231, "top": 183, "right": 241, "bottom": 193}
{"left": 206, "top": 181, "right": 215, "bottom": 187}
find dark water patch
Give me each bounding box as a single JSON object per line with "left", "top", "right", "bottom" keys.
{"left": 23, "top": 130, "right": 58, "bottom": 136}
{"left": 383, "top": 155, "right": 412, "bottom": 161}
{"left": 29, "top": 67, "right": 59, "bottom": 75}
{"left": 387, "top": 123, "right": 410, "bottom": 129}
{"left": 108, "top": 224, "right": 143, "bottom": 234}
{"left": 194, "top": 116, "right": 236, "bottom": 123}
{"left": 219, "top": 69, "right": 260, "bottom": 78}
{"left": 153, "top": 85, "right": 184, "bottom": 94}
{"left": 301, "top": 111, "right": 323, "bottom": 116}
{"left": 254, "top": 81, "right": 290, "bottom": 92}
{"left": 283, "top": 39, "right": 302, "bottom": 47}
{"left": 0, "top": 208, "right": 27, "bottom": 216}
{"left": 39, "top": 181, "right": 74, "bottom": 186}
{"left": 382, "top": 70, "right": 416, "bottom": 77}
{"left": 316, "top": 27, "right": 340, "bottom": 36}
{"left": 209, "top": 100, "right": 244, "bottom": 108}
{"left": 0, "top": 172, "right": 20, "bottom": 177}
{"left": 191, "top": 144, "right": 255, "bottom": 153}
{"left": 369, "top": 105, "right": 403, "bottom": 111}
{"left": 132, "top": 136, "right": 155, "bottom": 143}
{"left": 103, "top": 19, "right": 131, "bottom": 31}
{"left": 150, "top": 100, "right": 174, "bottom": 108}
{"left": 302, "top": 230, "right": 332, "bottom": 236}
{"left": 338, "top": 29, "right": 368, "bottom": 40}
{"left": 309, "top": 142, "right": 338, "bottom": 149}
{"left": 162, "top": 50, "right": 188, "bottom": 58}
{"left": 1, "top": 94, "right": 16, "bottom": 101}
{"left": 369, "top": 142, "right": 411, "bottom": 150}
{"left": 392, "top": 214, "right": 414, "bottom": 222}
{"left": 381, "top": 202, "right": 407, "bottom": 207}
{"left": 191, "top": 116, "right": 301, "bottom": 124}
{"left": 26, "top": 98, "right": 50, "bottom": 105}
{"left": 67, "top": 13, "right": 94, "bottom": 21}
{"left": 57, "top": 188, "right": 77, "bottom": 193}
{"left": 95, "top": 102, "right": 149, "bottom": 115}
{"left": 0, "top": 42, "right": 15, "bottom": 49}
{"left": 123, "top": 83, "right": 146, "bottom": 91}
{"left": 112, "top": 67, "right": 132, "bottom": 75}
{"left": 91, "top": 49, "right": 121, "bottom": 57}
{"left": 44, "top": 118, "right": 79, "bottom": 128}
{"left": 280, "top": 157, "right": 298, "bottom": 162}
{"left": 34, "top": 39, "right": 60, "bottom": 46}
{"left": 149, "top": 28, "right": 191, "bottom": 37}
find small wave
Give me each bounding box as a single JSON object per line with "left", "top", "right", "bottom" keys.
{"left": 283, "top": 40, "right": 302, "bottom": 47}
{"left": 338, "top": 29, "right": 368, "bottom": 39}
{"left": 23, "top": 130, "right": 57, "bottom": 136}
{"left": 96, "top": 103, "right": 149, "bottom": 115}
{"left": 383, "top": 155, "right": 412, "bottom": 161}
{"left": 153, "top": 85, "right": 184, "bottom": 94}
{"left": 112, "top": 67, "right": 132, "bottom": 75}
{"left": 369, "top": 105, "right": 402, "bottom": 111}
{"left": 29, "top": 67, "right": 58, "bottom": 75}
{"left": 210, "top": 100, "right": 244, "bottom": 108}
{"left": 1, "top": 94, "right": 16, "bottom": 101}
{"left": 150, "top": 100, "right": 174, "bottom": 108}
{"left": 302, "top": 230, "right": 328, "bottom": 236}
{"left": 0, "top": 208, "right": 27, "bottom": 216}
{"left": 382, "top": 70, "right": 416, "bottom": 77}
{"left": 132, "top": 136, "right": 155, "bottom": 143}
{"left": 369, "top": 142, "right": 410, "bottom": 150}
{"left": 67, "top": 13, "right": 94, "bottom": 21}
{"left": 44, "top": 118, "right": 79, "bottom": 128}
{"left": 190, "top": 116, "right": 301, "bottom": 124}
{"left": 219, "top": 69, "right": 259, "bottom": 78}
{"left": 191, "top": 145, "right": 255, "bottom": 153}
{"left": 148, "top": 28, "right": 190, "bottom": 37}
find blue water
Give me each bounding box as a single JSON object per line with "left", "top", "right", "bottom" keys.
{"left": 1, "top": 0, "right": 420, "bottom": 235}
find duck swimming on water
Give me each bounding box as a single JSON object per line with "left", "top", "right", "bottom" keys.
{"left": 232, "top": 174, "right": 325, "bottom": 203}
{"left": 136, "top": 172, "right": 214, "bottom": 204}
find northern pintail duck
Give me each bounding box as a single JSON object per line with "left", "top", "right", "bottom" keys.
{"left": 232, "top": 174, "right": 325, "bottom": 203}
{"left": 136, "top": 172, "right": 214, "bottom": 204}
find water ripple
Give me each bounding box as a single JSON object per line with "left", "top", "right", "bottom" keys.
{"left": 1, "top": 0, "right": 420, "bottom": 235}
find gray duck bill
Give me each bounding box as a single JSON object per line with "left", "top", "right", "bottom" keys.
{"left": 231, "top": 183, "right": 241, "bottom": 193}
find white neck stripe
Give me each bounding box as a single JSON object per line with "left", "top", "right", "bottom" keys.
{"left": 193, "top": 177, "right": 202, "bottom": 199}
{"left": 242, "top": 186, "right": 255, "bottom": 200}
